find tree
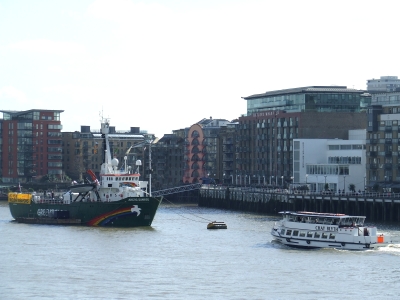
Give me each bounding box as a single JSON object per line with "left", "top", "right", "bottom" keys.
{"left": 40, "top": 174, "right": 50, "bottom": 182}
{"left": 349, "top": 183, "right": 356, "bottom": 193}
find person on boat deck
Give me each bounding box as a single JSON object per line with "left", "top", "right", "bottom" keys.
{"left": 301, "top": 217, "right": 305, "bottom": 223}
{"left": 315, "top": 218, "right": 319, "bottom": 223}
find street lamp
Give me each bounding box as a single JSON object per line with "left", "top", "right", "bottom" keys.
{"left": 364, "top": 176, "right": 366, "bottom": 192}
{"left": 306, "top": 174, "right": 308, "bottom": 184}
{"left": 384, "top": 176, "right": 387, "bottom": 193}
{"left": 263, "top": 175, "right": 265, "bottom": 186}
{"left": 281, "top": 176, "right": 284, "bottom": 187}
{"left": 270, "top": 176, "right": 274, "bottom": 186}
{"left": 343, "top": 175, "right": 346, "bottom": 193}
{"left": 324, "top": 175, "right": 327, "bottom": 191}
{"left": 290, "top": 176, "right": 294, "bottom": 192}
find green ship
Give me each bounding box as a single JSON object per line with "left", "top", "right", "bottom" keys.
{"left": 8, "top": 117, "right": 162, "bottom": 227}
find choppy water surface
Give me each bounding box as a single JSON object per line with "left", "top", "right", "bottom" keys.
{"left": 1, "top": 201, "right": 400, "bottom": 300}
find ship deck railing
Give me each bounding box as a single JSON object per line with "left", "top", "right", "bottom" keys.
{"left": 32, "top": 197, "right": 66, "bottom": 204}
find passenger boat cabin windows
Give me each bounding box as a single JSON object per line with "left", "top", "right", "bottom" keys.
{"left": 339, "top": 217, "right": 365, "bottom": 227}
{"left": 284, "top": 214, "right": 352, "bottom": 226}
{"left": 281, "top": 228, "right": 336, "bottom": 240}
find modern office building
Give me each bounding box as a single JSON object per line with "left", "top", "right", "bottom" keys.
{"left": 294, "top": 130, "right": 366, "bottom": 193}
{"left": 0, "top": 109, "right": 63, "bottom": 183}
{"left": 367, "top": 76, "right": 400, "bottom": 93}
{"left": 366, "top": 90, "right": 400, "bottom": 191}
{"left": 238, "top": 86, "right": 371, "bottom": 186}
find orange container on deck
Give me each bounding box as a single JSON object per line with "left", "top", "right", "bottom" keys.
{"left": 377, "top": 236, "right": 384, "bottom": 243}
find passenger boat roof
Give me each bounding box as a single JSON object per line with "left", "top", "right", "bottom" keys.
{"left": 101, "top": 173, "right": 140, "bottom": 177}
{"left": 279, "top": 211, "right": 366, "bottom": 219}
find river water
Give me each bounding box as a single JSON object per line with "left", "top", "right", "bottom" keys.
{"left": 1, "top": 201, "right": 400, "bottom": 300}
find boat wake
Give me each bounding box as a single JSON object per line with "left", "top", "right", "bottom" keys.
{"left": 377, "top": 243, "right": 400, "bottom": 255}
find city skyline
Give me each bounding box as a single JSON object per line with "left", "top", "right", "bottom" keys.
{"left": 1, "top": 0, "right": 399, "bottom": 138}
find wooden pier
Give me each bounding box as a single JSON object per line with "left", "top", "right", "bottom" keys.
{"left": 198, "top": 186, "right": 400, "bottom": 222}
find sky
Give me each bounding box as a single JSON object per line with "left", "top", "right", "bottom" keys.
{"left": 1, "top": 0, "right": 400, "bottom": 138}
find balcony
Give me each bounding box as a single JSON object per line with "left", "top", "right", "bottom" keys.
{"left": 385, "top": 126, "right": 393, "bottom": 132}
{"left": 385, "top": 163, "right": 392, "bottom": 169}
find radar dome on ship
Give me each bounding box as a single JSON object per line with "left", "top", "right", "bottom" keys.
{"left": 111, "top": 158, "right": 119, "bottom": 167}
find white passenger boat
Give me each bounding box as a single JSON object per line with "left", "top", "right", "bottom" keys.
{"left": 271, "top": 211, "right": 391, "bottom": 250}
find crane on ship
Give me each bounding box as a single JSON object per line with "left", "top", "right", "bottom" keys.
{"left": 124, "top": 137, "right": 203, "bottom": 197}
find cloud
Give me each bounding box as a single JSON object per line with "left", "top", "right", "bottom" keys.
{"left": 8, "top": 39, "right": 86, "bottom": 55}
{"left": 0, "top": 86, "right": 29, "bottom": 105}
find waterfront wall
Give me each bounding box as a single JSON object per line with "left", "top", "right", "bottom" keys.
{"left": 199, "top": 187, "right": 400, "bottom": 223}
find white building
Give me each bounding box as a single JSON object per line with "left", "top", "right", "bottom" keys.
{"left": 293, "top": 130, "right": 366, "bottom": 193}
{"left": 367, "top": 76, "right": 400, "bottom": 93}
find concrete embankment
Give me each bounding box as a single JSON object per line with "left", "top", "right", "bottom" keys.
{"left": 199, "top": 187, "right": 400, "bottom": 222}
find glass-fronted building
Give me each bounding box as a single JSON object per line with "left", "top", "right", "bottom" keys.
{"left": 238, "top": 86, "right": 370, "bottom": 187}
{"left": 245, "top": 86, "right": 371, "bottom": 115}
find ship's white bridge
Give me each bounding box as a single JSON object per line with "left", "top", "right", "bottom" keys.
{"left": 151, "top": 183, "right": 202, "bottom": 197}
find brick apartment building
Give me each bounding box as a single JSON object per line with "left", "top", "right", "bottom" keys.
{"left": 0, "top": 109, "right": 63, "bottom": 184}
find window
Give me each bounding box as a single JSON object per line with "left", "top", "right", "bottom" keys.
{"left": 286, "top": 230, "right": 292, "bottom": 236}
{"left": 299, "top": 231, "right": 306, "bottom": 237}
{"left": 329, "top": 233, "right": 335, "bottom": 239}
{"left": 321, "top": 233, "right": 328, "bottom": 239}
{"left": 292, "top": 230, "right": 299, "bottom": 237}
{"left": 307, "top": 231, "right": 313, "bottom": 238}
{"left": 314, "top": 232, "right": 321, "bottom": 238}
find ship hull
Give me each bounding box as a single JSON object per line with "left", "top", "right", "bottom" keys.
{"left": 8, "top": 196, "right": 161, "bottom": 227}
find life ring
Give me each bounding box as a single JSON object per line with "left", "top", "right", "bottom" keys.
{"left": 341, "top": 242, "right": 345, "bottom": 247}
{"left": 306, "top": 240, "right": 310, "bottom": 244}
